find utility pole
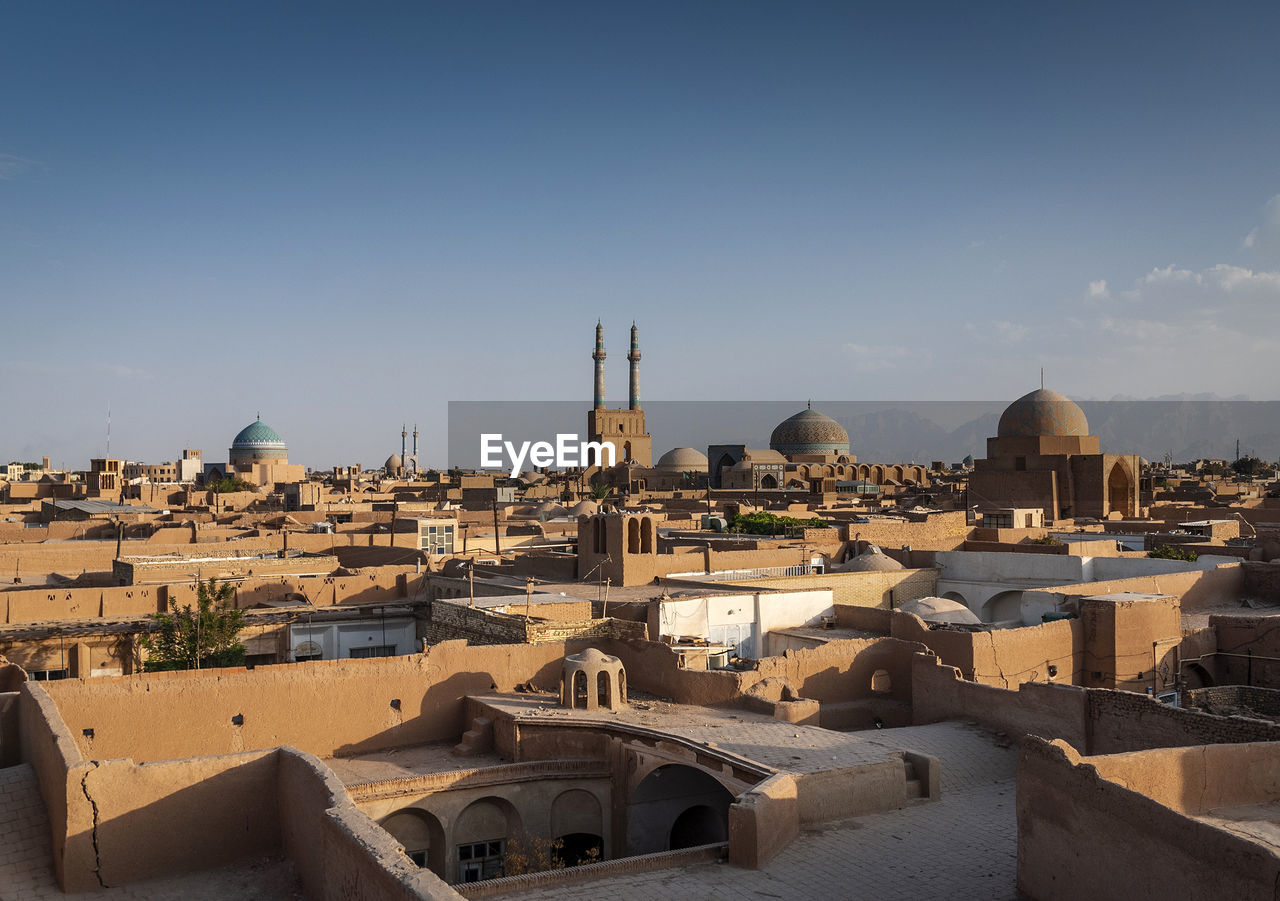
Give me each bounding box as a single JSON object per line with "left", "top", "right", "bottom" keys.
{"left": 491, "top": 497, "right": 502, "bottom": 556}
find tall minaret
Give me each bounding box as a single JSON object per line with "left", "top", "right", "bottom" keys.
{"left": 593, "top": 320, "right": 606, "bottom": 409}
{"left": 628, "top": 321, "right": 641, "bottom": 410}
{"left": 401, "top": 424, "right": 407, "bottom": 462}
{"left": 412, "top": 424, "right": 419, "bottom": 474}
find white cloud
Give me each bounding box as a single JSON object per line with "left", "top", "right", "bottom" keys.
{"left": 1242, "top": 194, "right": 1280, "bottom": 257}
{"left": 1088, "top": 279, "right": 1109, "bottom": 298}
{"left": 0, "top": 155, "right": 41, "bottom": 180}
{"left": 843, "top": 342, "right": 914, "bottom": 372}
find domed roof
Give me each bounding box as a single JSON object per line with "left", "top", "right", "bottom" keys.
{"left": 770, "top": 407, "right": 850, "bottom": 456}
{"left": 569, "top": 499, "right": 600, "bottom": 517}
{"left": 897, "top": 597, "right": 983, "bottom": 625}
{"left": 836, "top": 545, "right": 905, "bottom": 573}
{"left": 566, "top": 648, "right": 620, "bottom": 666}
{"left": 656, "top": 447, "right": 709, "bottom": 472}
{"left": 232, "top": 419, "right": 287, "bottom": 450}
{"left": 384, "top": 454, "right": 403, "bottom": 471}
{"left": 997, "top": 389, "right": 1089, "bottom": 438}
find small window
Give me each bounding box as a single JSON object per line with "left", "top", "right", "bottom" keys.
{"left": 871, "top": 669, "right": 892, "bottom": 693}
{"left": 350, "top": 645, "right": 396, "bottom": 659}
{"left": 29, "top": 668, "right": 69, "bottom": 681}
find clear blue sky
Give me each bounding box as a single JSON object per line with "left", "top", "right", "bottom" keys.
{"left": 4, "top": 2, "right": 1279, "bottom": 468}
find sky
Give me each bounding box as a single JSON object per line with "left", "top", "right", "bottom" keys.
{"left": 3, "top": 1, "right": 1280, "bottom": 469}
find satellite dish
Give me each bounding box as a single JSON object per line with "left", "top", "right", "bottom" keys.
{"left": 294, "top": 641, "right": 322, "bottom": 657}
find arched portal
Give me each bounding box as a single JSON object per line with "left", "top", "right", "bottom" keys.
{"left": 379, "top": 808, "right": 446, "bottom": 876}
{"left": 551, "top": 790, "right": 604, "bottom": 865}
{"left": 669, "top": 804, "right": 727, "bottom": 849}
{"left": 640, "top": 517, "right": 653, "bottom": 553}
{"left": 455, "top": 796, "right": 522, "bottom": 882}
{"left": 759, "top": 473, "right": 778, "bottom": 489}
{"left": 627, "top": 518, "right": 640, "bottom": 554}
{"left": 625, "top": 764, "right": 734, "bottom": 856}
{"left": 982, "top": 590, "right": 1024, "bottom": 624}
{"left": 1107, "top": 463, "right": 1133, "bottom": 516}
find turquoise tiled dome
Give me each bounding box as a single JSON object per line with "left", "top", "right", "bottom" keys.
{"left": 232, "top": 419, "right": 287, "bottom": 450}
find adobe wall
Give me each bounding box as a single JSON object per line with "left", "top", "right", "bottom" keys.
{"left": 723, "top": 568, "right": 938, "bottom": 610}
{"left": 40, "top": 640, "right": 585, "bottom": 764}
{"left": 1206, "top": 614, "right": 1280, "bottom": 686}
{"left": 727, "top": 773, "right": 798, "bottom": 870}
{"left": 83, "top": 751, "right": 282, "bottom": 888}
{"left": 16, "top": 683, "right": 86, "bottom": 889}
{"left": 1086, "top": 689, "right": 1280, "bottom": 754}
{"left": 841, "top": 512, "right": 971, "bottom": 550}
{"left": 1016, "top": 738, "right": 1280, "bottom": 901}
{"left": 1082, "top": 741, "right": 1280, "bottom": 814}
{"left": 1241, "top": 561, "right": 1280, "bottom": 599}
{"left": 2, "top": 584, "right": 164, "bottom": 624}
{"left": 1018, "top": 562, "right": 1243, "bottom": 614}
{"left": 911, "top": 652, "right": 1280, "bottom": 754}
{"left": 0, "top": 692, "right": 19, "bottom": 767}
{"left": 602, "top": 635, "right": 924, "bottom": 727}
{"left": 277, "top": 748, "right": 462, "bottom": 901}
{"left": 890, "top": 614, "right": 1083, "bottom": 687}
{"left": 910, "top": 653, "right": 1088, "bottom": 748}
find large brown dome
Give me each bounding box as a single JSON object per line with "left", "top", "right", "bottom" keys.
{"left": 770, "top": 408, "right": 850, "bottom": 456}
{"left": 997, "top": 389, "right": 1088, "bottom": 438}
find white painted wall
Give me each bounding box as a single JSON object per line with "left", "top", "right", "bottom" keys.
{"left": 657, "top": 589, "right": 834, "bottom": 659}
{"left": 288, "top": 616, "right": 416, "bottom": 661}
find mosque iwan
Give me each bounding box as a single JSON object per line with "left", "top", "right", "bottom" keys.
{"left": 4, "top": 321, "right": 1280, "bottom": 901}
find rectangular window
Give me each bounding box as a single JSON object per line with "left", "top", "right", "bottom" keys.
{"left": 29, "top": 669, "right": 69, "bottom": 681}
{"left": 458, "top": 840, "right": 504, "bottom": 882}
{"left": 349, "top": 645, "right": 396, "bottom": 659}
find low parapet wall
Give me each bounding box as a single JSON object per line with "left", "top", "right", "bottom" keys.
{"left": 911, "top": 652, "right": 1280, "bottom": 753}
{"left": 1017, "top": 738, "right": 1280, "bottom": 901}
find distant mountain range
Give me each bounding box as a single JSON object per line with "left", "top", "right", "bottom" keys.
{"left": 447, "top": 399, "right": 1280, "bottom": 468}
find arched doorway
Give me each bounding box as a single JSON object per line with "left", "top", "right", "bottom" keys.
{"left": 1107, "top": 464, "right": 1133, "bottom": 516}
{"left": 669, "top": 804, "right": 726, "bottom": 849}
{"left": 551, "top": 789, "right": 604, "bottom": 866}
{"left": 625, "top": 764, "right": 734, "bottom": 855}
{"left": 379, "top": 808, "right": 446, "bottom": 876}
{"left": 627, "top": 518, "right": 640, "bottom": 554}
{"left": 759, "top": 473, "right": 778, "bottom": 489}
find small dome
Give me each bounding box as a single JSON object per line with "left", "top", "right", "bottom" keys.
{"left": 770, "top": 408, "right": 850, "bottom": 456}
{"left": 566, "top": 648, "right": 620, "bottom": 666}
{"left": 997, "top": 389, "right": 1089, "bottom": 438}
{"left": 231, "top": 419, "right": 287, "bottom": 450}
{"left": 656, "top": 447, "right": 709, "bottom": 472}
{"left": 384, "top": 454, "right": 403, "bottom": 472}
{"left": 534, "top": 500, "right": 566, "bottom": 521}
{"left": 836, "top": 545, "right": 905, "bottom": 573}
{"left": 897, "top": 597, "right": 983, "bottom": 625}
{"left": 569, "top": 499, "right": 599, "bottom": 517}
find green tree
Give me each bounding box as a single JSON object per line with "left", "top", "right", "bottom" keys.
{"left": 589, "top": 480, "right": 612, "bottom": 501}
{"left": 141, "top": 579, "right": 247, "bottom": 671}
{"left": 1148, "top": 544, "right": 1198, "bottom": 562}
{"left": 727, "top": 511, "right": 830, "bottom": 536}
{"left": 1231, "top": 455, "right": 1265, "bottom": 477}
{"left": 206, "top": 476, "right": 254, "bottom": 493}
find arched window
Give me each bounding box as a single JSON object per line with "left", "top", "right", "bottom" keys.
{"left": 871, "top": 669, "right": 892, "bottom": 693}
{"left": 627, "top": 518, "right": 640, "bottom": 554}
{"left": 640, "top": 517, "right": 653, "bottom": 553}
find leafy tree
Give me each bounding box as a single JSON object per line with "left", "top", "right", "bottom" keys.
{"left": 589, "top": 480, "right": 612, "bottom": 501}
{"left": 206, "top": 476, "right": 255, "bottom": 494}
{"left": 1231, "top": 456, "right": 1265, "bottom": 477}
{"left": 727, "top": 511, "right": 830, "bottom": 536}
{"left": 1148, "top": 544, "right": 1198, "bottom": 562}
{"left": 141, "top": 579, "right": 246, "bottom": 671}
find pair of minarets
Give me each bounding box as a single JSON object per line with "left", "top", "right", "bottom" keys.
{"left": 400, "top": 424, "right": 418, "bottom": 471}
{"left": 593, "top": 321, "right": 641, "bottom": 410}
